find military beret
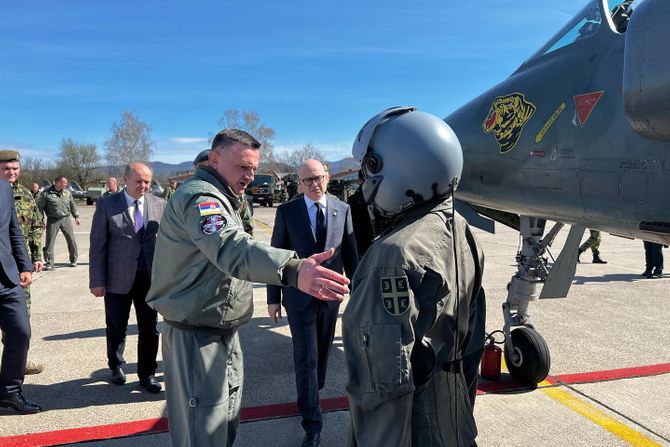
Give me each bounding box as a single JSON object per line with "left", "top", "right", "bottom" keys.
{"left": 193, "top": 149, "right": 210, "bottom": 165}
{"left": 0, "top": 150, "right": 20, "bottom": 163}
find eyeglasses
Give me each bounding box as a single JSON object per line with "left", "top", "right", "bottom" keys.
{"left": 300, "top": 175, "right": 326, "bottom": 186}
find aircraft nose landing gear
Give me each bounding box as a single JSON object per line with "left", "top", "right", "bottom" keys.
{"left": 504, "top": 326, "right": 550, "bottom": 385}
{"left": 501, "top": 216, "right": 553, "bottom": 385}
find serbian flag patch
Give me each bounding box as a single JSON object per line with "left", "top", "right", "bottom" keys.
{"left": 199, "top": 201, "right": 222, "bottom": 216}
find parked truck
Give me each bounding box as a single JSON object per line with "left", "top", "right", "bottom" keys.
{"left": 246, "top": 173, "right": 275, "bottom": 207}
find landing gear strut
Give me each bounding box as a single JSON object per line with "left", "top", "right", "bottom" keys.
{"left": 501, "top": 216, "right": 557, "bottom": 385}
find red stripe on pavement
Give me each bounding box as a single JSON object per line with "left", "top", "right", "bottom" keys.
{"left": 0, "top": 418, "right": 169, "bottom": 447}
{"left": 548, "top": 362, "right": 670, "bottom": 385}
{"left": 240, "top": 396, "right": 349, "bottom": 421}
{"left": 1, "top": 364, "right": 667, "bottom": 446}
{"left": 0, "top": 397, "right": 350, "bottom": 447}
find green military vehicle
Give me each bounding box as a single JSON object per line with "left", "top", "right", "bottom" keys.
{"left": 247, "top": 173, "right": 276, "bottom": 207}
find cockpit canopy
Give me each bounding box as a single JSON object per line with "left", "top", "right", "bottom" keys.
{"left": 530, "top": 0, "right": 637, "bottom": 59}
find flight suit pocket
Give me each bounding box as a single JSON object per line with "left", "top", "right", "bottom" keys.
{"left": 360, "top": 324, "right": 410, "bottom": 393}
{"left": 191, "top": 333, "right": 228, "bottom": 406}
{"left": 191, "top": 332, "right": 241, "bottom": 406}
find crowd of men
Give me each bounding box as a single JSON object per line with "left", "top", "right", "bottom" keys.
{"left": 1, "top": 108, "right": 490, "bottom": 446}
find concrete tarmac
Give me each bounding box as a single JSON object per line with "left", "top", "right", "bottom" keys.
{"left": 0, "top": 203, "right": 668, "bottom": 446}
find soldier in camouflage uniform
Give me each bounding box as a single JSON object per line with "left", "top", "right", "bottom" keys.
{"left": 238, "top": 194, "right": 254, "bottom": 236}
{"left": 162, "top": 180, "right": 177, "bottom": 201}
{"left": 0, "top": 150, "right": 45, "bottom": 375}
{"left": 578, "top": 229, "right": 607, "bottom": 264}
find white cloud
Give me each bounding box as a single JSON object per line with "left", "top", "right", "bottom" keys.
{"left": 171, "top": 137, "right": 208, "bottom": 144}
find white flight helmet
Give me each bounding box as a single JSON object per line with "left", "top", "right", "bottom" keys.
{"left": 352, "top": 106, "right": 463, "bottom": 218}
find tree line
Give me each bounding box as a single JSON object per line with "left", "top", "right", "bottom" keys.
{"left": 19, "top": 109, "right": 325, "bottom": 190}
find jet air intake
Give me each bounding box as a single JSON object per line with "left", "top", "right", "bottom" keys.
{"left": 623, "top": 0, "right": 670, "bottom": 141}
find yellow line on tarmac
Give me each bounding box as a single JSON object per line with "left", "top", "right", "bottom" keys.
{"left": 540, "top": 383, "right": 661, "bottom": 447}
{"left": 500, "top": 359, "right": 660, "bottom": 446}
{"left": 253, "top": 219, "right": 273, "bottom": 232}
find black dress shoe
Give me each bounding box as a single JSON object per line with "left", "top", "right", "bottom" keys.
{"left": 0, "top": 392, "right": 42, "bottom": 414}
{"left": 110, "top": 367, "right": 126, "bottom": 385}
{"left": 139, "top": 376, "right": 162, "bottom": 393}
{"left": 653, "top": 269, "right": 663, "bottom": 277}
{"left": 302, "top": 432, "right": 320, "bottom": 447}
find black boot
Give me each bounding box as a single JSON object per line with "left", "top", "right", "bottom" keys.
{"left": 0, "top": 392, "right": 42, "bottom": 414}
{"left": 592, "top": 254, "right": 607, "bottom": 264}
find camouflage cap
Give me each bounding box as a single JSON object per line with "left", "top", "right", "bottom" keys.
{"left": 0, "top": 150, "right": 20, "bottom": 163}
{"left": 193, "top": 149, "right": 210, "bottom": 165}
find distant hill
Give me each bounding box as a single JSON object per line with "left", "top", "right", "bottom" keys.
{"left": 325, "top": 157, "right": 359, "bottom": 174}
{"left": 149, "top": 160, "right": 193, "bottom": 176}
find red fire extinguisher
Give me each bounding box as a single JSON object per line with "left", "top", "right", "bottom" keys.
{"left": 480, "top": 331, "right": 503, "bottom": 381}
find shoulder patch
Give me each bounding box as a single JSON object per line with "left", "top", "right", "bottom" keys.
{"left": 380, "top": 276, "right": 410, "bottom": 316}
{"left": 201, "top": 214, "right": 226, "bottom": 234}
{"left": 199, "top": 201, "right": 222, "bottom": 216}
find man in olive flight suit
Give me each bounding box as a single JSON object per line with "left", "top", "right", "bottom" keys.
{"left": 192, "top": 149, "right": 254, "bottom": 236}
{"left": 146, "top": 129, "right": 350, "bottom": 447}
{"left": 0, "top": 150, "right": 45, "bottom": 375}
{"left": 343, "top": 107, "right": 486, "bottom": 447}
{"left": 37, "top": 176, "right": 80, "bottom": 270}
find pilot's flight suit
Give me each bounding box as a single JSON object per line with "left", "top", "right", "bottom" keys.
{"left": 146, "top": 167, "right": 302, "bottom": 447}
{"left": 343, "top": 198, "right": 485, "bottom": 446}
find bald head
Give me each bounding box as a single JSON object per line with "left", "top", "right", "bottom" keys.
{"left": 124, "top": 162, "right": 152, "bottom": 200}
{"left": 107, "top": 176, "right": 119, "bottom": 192}
{"left": 298, "top": 159, "right": 328, "bottom": 202}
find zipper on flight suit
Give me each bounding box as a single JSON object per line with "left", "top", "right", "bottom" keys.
{"left": 361, "top": 331, "right": 376, "bottom": 390}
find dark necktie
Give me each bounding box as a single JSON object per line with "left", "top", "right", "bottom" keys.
{"left": 134, "top": 200, "right": 144, "bottom": 236}
{"left": 315, "top": 203, "right": 326, "bottom": 251}
{"left": 134, "top": 200, "right": 147, "bottom": 270}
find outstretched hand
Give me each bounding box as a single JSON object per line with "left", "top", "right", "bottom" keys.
{"left": 297, "top": 247, "right": 350, "bottom": 301}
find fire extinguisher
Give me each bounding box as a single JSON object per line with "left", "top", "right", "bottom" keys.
{"left": 480, "top": 331, "right": 504, "bottom": 381}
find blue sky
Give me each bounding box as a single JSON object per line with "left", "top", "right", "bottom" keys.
{"left": 0, "top": 0, "right": 588, "bottom": 164}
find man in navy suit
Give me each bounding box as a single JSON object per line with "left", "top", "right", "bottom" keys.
{"left": 89, "top": 162, "right": 166, "bottom": 393}
{"left": 0, "top": 179, "right": 41, "bottom": 413}
{"left": 267, "top": 159, "right": 358, "bottom": 447}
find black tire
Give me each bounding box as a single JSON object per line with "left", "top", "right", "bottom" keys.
{"left": 268, "top": 200, "right": 273, "bottom": 207}
{"left": 504, "top": 327, "right": 550, "bottom": 385}
{"left": 86, "top": 197, "right": 93, "bottom": 206}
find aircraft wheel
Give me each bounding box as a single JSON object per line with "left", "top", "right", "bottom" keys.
{"left": 504, "top": 327, "right": 550, "bottom": 385}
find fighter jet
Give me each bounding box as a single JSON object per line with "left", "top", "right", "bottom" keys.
{"left": 446, "top": 0, "right": 669, "bottom": 385}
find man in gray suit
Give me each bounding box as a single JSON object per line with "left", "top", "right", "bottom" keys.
{"left": 89, "top": 162, "right": 166, "bottom": 393}
{"left": 267, "top": 159, "right": 358, "bottom": 447}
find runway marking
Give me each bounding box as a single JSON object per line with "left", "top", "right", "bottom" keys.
{"left": 1, "top": 363, "right": 667, "bottom": 446}
{"left": 253, "top": 218, "right": 273, "bottom": 232}
{"left": 476, "top": 362, "right": 670, "bottom": 394}
{"left": 488, "top": 360, "right": 664, "bottom": 447}
{"left": 541, "top": 383, "right": 662, "bottom": 446}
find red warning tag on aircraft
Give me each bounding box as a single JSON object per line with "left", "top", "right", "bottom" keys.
{"left": 574, "top": 91, "right": 604, "bottom": 126}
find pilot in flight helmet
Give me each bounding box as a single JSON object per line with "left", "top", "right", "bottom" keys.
{"left": 352, "top": 106, "right": 463, "bottom": 218}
